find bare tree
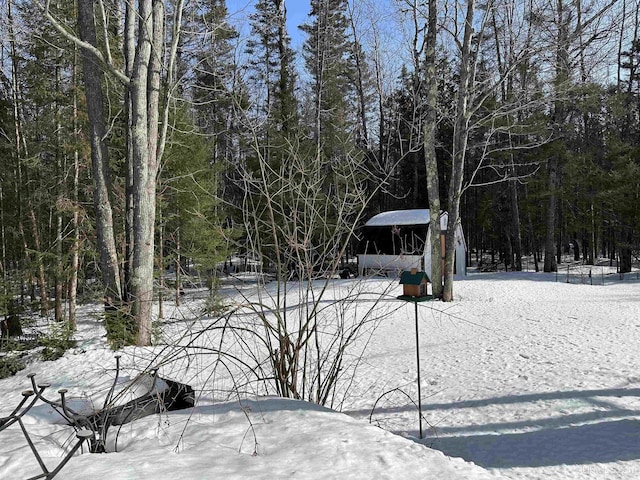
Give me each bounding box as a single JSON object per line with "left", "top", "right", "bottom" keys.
{"left": 42, "top": 0, "right": 186, "bottom": 345}
{"left": 422, "top": 0, "right": 443, "bottom": 296}
{"left": 442, "top": 0, "right": 477, "bottom": 301}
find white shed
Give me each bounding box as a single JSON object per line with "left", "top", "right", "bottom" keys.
{"left": 356, "top": 209, "right": 467, "bottom": 277}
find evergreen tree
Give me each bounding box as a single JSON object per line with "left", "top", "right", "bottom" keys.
{"left": 300, "top": 0, "right": 357, "bottom": 159}
{"left": 191, "top": 0, "right": 240, "bottom": 166}
{"left": 247, "top": 0, "right": 298, "bottom": 132}
{"left": 11, "top": 0, "right": 82, "bottom": 318}
{"left": 161, "top": 108, "right": 229, "bottom": 300}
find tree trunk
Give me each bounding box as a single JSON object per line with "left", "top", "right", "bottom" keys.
{"left": 589, "top": 202, "right": 596, "bottom": 264}
{"left": 510, "top": 177, "right": 523, "bottom": 271}
{"left": 77, "top": 0, "right": 122, "bottom": 307}
{"left": 443, "top": 0, "right": 475, "bottom": 302}
{"left": 503, "top": 231, "right": 511, "bottom": 270}
{"left": 28, "top": 206, "right": 49, "bottom": 316}
{"left": 175, "top": 225, "right": 182, "bottom": 307}
{"left": 0, "top": 186, "right": 6, "bottom": 286}
{"left": 130, "top": 0, "right": 164, "bottom": 346}
{"left": 423, "top": 0, "right": 443, "bottom": 297}
{"left": 543, "top": 154, "right": 560, "bottom": 273}
{"left": 620, "top": 228, "right": 633, "bottom": 273}
{"left": 158, "top": 207, "right": 164, "bottom": 320}
{"left": 123, "top": 0, "right": 136, "bottom": 303}
{"left": 55, "top": 62, "right": 64, "bottom": 323}
{"left": 68, "top": 53, "right": 80, "bottom": 330}
{"left": 55, "top": 209, "right": 64, "bottom": 321}
{"left": 620, "top": 248, "right": 632, "bottom": 273}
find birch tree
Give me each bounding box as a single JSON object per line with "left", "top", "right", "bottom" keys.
{"left": 442, "top": 0, "right": 477, "bottom": 301}
{"left": 42, "top": 0, "right": 185, "bottom": 345}
{"left": 422, "top": 0, "right": 443, "bottom": 296}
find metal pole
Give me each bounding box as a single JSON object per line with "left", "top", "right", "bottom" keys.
{"left": 414, "top": 301, "right": 423, "bottom": 439}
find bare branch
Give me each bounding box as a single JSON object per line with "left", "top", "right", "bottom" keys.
{"left": 38, "top": 0, "right": 130, "bottom": 85}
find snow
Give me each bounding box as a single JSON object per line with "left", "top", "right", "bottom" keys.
{"left": 364, "top": 209, "right": 447, "bottom": 227}
{"left": 2, "top": 270, "right": 640, "bottom": 479}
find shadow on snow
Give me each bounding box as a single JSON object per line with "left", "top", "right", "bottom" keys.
{"left": 422, "top": 418, "right": 640, "bottom": 468}
{"left": 346, "top": 387, "right": 640, "bottom": 469}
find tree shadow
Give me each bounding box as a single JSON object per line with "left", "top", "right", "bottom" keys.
{"left": 347, "top": 388, "right": 640, "bottom": 417}
{"left": 348, "top": 387, "right": 640, "bottom": 469}
{"left": 422, "top": 418, "right": 640, "bottom": 468}
{"left": 462, "top": 271, "right": 566, "bottom": 283}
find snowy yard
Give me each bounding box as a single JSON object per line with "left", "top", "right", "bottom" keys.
{"left": 1, "top": 271, "right": 640, "bottom": 479}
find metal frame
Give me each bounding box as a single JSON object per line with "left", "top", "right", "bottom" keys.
{"left": 0, "top": 382, "right": 94, "bottom": 480}
{"left": 1, "top": 354, "right": 195, "bottom": 478}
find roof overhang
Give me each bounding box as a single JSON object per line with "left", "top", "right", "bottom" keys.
{"left": 365, "top": 209, "right": 448, "bottom": 230}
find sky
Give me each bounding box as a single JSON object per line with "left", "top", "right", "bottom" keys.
{"left": 226, "top": 0, "right": 311, "bottom": 48}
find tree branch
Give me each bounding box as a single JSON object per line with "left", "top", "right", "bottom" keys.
{"left": 39, "top": 0, "right": 130, "bottom": 85}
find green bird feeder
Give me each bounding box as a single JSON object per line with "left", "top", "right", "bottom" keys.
{"left": 397, "top": 268, "right": 432, "bottom": 439}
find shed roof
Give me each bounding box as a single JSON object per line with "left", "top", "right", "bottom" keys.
{"left": 365, "top": 209, "right": 448, "bottom": 229}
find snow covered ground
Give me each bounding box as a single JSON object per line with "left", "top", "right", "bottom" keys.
{"left": 1, "top": 270, "right": 640, "bottom": 479}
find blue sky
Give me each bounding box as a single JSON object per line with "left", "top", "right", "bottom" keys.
{"left": 226, "top": 0, "right": 310, "bottom": 48}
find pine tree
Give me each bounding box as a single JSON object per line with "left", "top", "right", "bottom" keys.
{"left": 300, "top": 0, "right": 357, "bottom": 159}
{"left": 161, "top": 108, "right": 228, "bottom": 301}
{"left": 191, "top": 0, "right": 240, "bottom": 165}
{"left": 11, "top": 0, "right": 85, "bottom": 318}
{"left": 247, "top": 0, "right": 298, "bottom": 132}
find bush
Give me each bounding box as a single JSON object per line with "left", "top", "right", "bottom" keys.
{"left": 0, "top": 354, "right": 25, "bottom": 379}
{"left": 39, "top": 322, "right": 76, "bottom": 361}
{"left": 202, "top": 294, "right": 227, "bottom": 316}
{"left": 105, "top": 309, "right": 137, "bottom": 349}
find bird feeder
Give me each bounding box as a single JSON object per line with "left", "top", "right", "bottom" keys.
{"left": 397, "top": 268, "right": 432, "bottom": 439}
{"left": 399, "top": 268, "right": 430, "bottom": 299}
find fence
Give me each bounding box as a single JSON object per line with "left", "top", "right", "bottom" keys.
{"left": 555, "top": 263, "right": 640, "bottom": 286}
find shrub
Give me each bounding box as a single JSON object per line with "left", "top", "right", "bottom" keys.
{"left": 105, "top": 310, "right": 137, "bottom": 349}
{"left": 202, "top": 294, "right": 227, "bottom": 316}
{"left": 0, "top": 354, "right": 25, "bottom": 379}
{"left": 39, "top": 322, "right": 76, "bottom": 361}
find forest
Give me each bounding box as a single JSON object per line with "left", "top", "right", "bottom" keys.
{"left": 0, "top": 0, "right": 638, "bottom": 346}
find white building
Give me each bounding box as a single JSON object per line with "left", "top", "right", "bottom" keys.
{"left": 357, "top": 209, "right": 467, "bottom": 277}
